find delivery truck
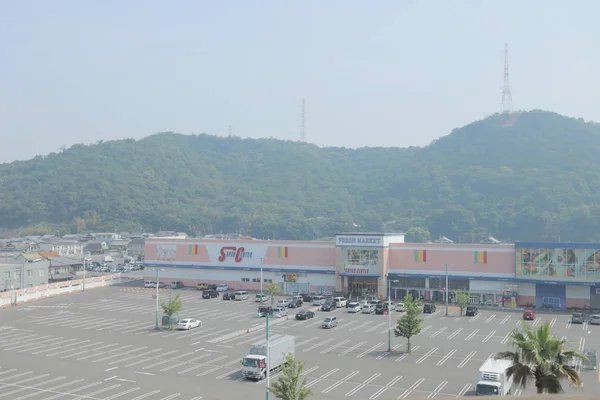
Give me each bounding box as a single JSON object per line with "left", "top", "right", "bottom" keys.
{"left": 241, "top": 334, "right": 295, "bottom": 380}
{"left": 475, "top": 359, "right": 514, "bottom": 396}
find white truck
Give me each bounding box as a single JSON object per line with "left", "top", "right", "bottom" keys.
{"left": 475, "top": 359, "right": 514, "bottom": 396}
{"left": 241, "top": 334, "right": 295, "bottom": 380}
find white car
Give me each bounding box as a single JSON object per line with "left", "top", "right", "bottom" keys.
{"left": 177, "top": 319, "right": 202, "bottom": 330}
{"left": 216, "top": 284, "right": 229, "bottom": 292}
{"left": 277, "top": 299, "right": 288, "bottom": 307}
{"left": 274, "top": 307, "right": 288, "bottom": 318}
{"left": 144, "top": 281, "right": 155, "bottom": 288}
{"left": 590, "top": 315, "right": 600, "bottom": 325}
{"left": 347, "top": 302, "right": 361, "bottom": 313}
{"left": 396, "top": 303, "right": 405, "bottom": 312}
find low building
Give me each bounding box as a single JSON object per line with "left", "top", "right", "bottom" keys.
{"left": 94, "top": 233, "right": 121, "bottom": 242}
{"left": 47, "top": 256, "right": 82, "bottom": 282}
{"left": 84, "top": 241, "right": 108, "bottom": 255}
{"left": 0, "top": 255, "right": 49, "bottom": 291}
{"left": 38, "top": 240, "right": 84, "bottom": 257}
{"left": 127, "top": 238, "right": 145, "bottom": 258}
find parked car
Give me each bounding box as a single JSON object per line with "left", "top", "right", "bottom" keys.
{"left": 396, "top": 303, "right": 405, "bottom": 312}
{"left": 362, "top": 304, "right": 376, "bottom": 314}
{"left": 571, "top": 312, "right": 585, "bottom": 324}
{"left": 207, "top": 284, "right": 218, "bottom": 291}
{"left": 144, "top": 281, "right": 155, "bottom": 288}
{"left": 523, "top": 309, "right": 536, "bottom": 320}
{"left": 171, "top": 281, "right": 184, "bottom": 289}
{"left": 347, "top": 302, "right": 361, "bottom": 313}
{"left": 257, "top": 306, "right": 274, "bottom": 317}
{"left": 216, "top": 284, "right": 229, "bottom": 292}
{"left": 288, "top": 299, "right": 302, "bottom": 308}
{"left": 375, "top": 302, "right": 396, "bottom": 314}
{"left": 177, "top": 318, "right": 201, "bottom": 330}
{"left": 321, "top": 301, "right": 336, "bottom": 312}
{"left": 423, "top": 303, "right": 436, "bottom": 314}
{"left": 222, "top": 292, "right": 232, "bottom": 300}
{"left": 277, "top": 299, "right": 288, "bottom": 307}
{"left": 157, "top": 282, "right": 166, "bottom": 288}
{"left": 274, "top": 307, "right": 288, "bottom": 318}
{"left": 465, "top": 306, "right": 478, "bottom": 316}
{"left": 196, "top": 283, "right": 208, "bottom": 291}
{"left": 295, "top": 309, "right": 315, "bottom": 320}
{"left": 300, "top": 293, "right": 313, "bottom": 302}
{"left": 589, "top": 314, "right": 600, "bottom": 325}
{"left": 202, "top": 290, "right": 219, "bottom": 299}
{"left": 321, "top": 316, "right": 338, "bottom": 329}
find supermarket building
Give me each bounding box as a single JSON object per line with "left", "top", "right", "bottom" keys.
{"left": 144, "top": 233, "right": 600, "bottom": 308}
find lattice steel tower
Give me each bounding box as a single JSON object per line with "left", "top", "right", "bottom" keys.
{"left": 300, "top": 98, "right": 306, "bottom": 142}
{"left": 501, "top": 43, "right": 513, "bottom": 114}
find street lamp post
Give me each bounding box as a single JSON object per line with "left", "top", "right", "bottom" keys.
{"left": 442, "top": 263, "right": 451, "bottom": 316}
{"left": 387, "top": 276, "right": 399, "bottom": 352}
{"left": 260, "top": 257, "right": 264, "bottom": 301}
{"left": 153, "top": 268, "right": 164, "bottom": 330}
{"left": 266, "top": 312, "right": 270, "bottom": 400}
{"left": 82, "top": 250, "right": 86, "bottom": 292}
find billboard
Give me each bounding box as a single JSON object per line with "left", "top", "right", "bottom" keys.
{"left": 516, "top": 247, "right": 600, "bottom": 280}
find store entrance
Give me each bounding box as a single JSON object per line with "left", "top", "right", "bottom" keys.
{"left": 348, "top": 277, "right": 378, "bottom": 299}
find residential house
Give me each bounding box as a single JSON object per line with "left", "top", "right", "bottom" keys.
{"left": 0, "top": 241, "right": 38, "bottom": 254}
{"left": 38, "top": 240, "right": 84, "bottom": 257}
{"left": 94, "top": 233, "right": 122, "bottom": 242}
{"left": 46, "top": 255, "right": 82, "bottom": 282}
{"left": 84, "top": 241, "right": 108, "bottom": 255}
{"left": 1, "top": 253, "right": 49, "bottom": 291}
{"left": 126, "top": 238, "right": 145, "bottom": 258}
{"left": 109, "top": 239, "right": 130, "bottom": 251}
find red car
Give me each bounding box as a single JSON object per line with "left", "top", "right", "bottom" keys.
{"left": 523, "top": 309, "right": 535, "bottom": 320}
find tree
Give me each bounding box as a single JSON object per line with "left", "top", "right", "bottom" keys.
{"left": 394, "top": 294, "right": 423, "bottom": 353}
{"left": 495, "top": 322, "right": 586, "bottom": 394}
{"left": 264, "top": 282, "right": 280, "bottom": 305}
{"left": 161, "top": 293, "right": 183, "bottom": 328}
{"left": 455, "top": 291, "right": 469, "bottom": 316}
{"left": 268, "top": 353, "right": 313, "bottom": 400}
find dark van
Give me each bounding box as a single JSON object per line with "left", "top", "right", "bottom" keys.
{"left": 423, "top": 303, "right": 436, "bottom": 314}
{"left": 465, "top": 306, "right": 478, "bottom": 316}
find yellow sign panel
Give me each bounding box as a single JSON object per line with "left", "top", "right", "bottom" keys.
{"left": 285, "top": 273, "right": 298, "bottom": 282}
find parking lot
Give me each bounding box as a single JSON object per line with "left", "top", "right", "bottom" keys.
{"left": 0, "top": 283, "right": 598, "bottom": 400}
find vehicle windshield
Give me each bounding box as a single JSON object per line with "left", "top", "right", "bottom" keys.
{"left": 241, "top": 358, "right": 259, "bottom": 367}
{"left": 475, "top": 384, "right": 499, "bottom": 396}
{"left": 573, "top": 313, "right": 582, "bottom": 317}
{"left": 180, "top": 320, "right": 190, "bottom": 323}
{"left": 348, "top": 303, "right": 358, "bottom": 307}
{"left": 323, "top": 318, "right": 331, "bottom": 322}
{"left": 467, "top": 307, "right": 475, "bottom": 310}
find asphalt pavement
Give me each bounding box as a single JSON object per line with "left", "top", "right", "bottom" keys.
{"left": 0, "top": 282, "right": 598, "bottom": 400}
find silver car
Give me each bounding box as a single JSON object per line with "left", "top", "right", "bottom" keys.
{"left": 321, "top": 316, "right": 338, "bottom": 329}
{"left": 590, "top": 315, "right": 600, "bottom": 325}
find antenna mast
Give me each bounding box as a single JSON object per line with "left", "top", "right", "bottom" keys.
{"left": 501, "top": 43, "right": 513, "bottom": 114}
{"left": 300, "top": 98, "right": 306, "bottom": 142}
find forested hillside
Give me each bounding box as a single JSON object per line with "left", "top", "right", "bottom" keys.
{"left": 2, "top": 110, "right": 600, "bottom": 242}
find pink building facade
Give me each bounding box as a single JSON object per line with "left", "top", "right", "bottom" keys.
{"left": 144, "top": 234, "right": 600, "bottom": 308}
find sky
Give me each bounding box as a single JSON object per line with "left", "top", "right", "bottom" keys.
{"left": 1, "top": 0, "right": 599, "bottom": 163}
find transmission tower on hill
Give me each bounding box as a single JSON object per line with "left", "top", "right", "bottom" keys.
{"left": 300, "top": 98, "right": 306, "bottom": 142}
{"left": 500, "top": 43, "right": 516, "bottom": 127}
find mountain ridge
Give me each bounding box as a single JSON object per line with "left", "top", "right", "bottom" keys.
{"left": 2, "top": 110, "right": 600, "bottom": 242}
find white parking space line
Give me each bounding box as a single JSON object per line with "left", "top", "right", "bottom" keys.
{"left": 38, "top": 381, "right": 103, "bottom": 400}
{"left": 0, "top": 371, "right": 34, "bottom": 382}
{"left": 44, "top": 341, "right": 93, "bottom": 357}
{"left": 301, "top": 366, "right": 319, "bottom": 376}
{"left": 365, "top": 322, "right": 386, "bottom": 333}
{"left": 125, "top": 350, "right": 177, "bottom": 368}
{"left": 159, "top": 394, "right": 181, "bottom": 400}
{"left": 296, "top": 337, "right": 319, "bottom": 347}
{"left": 566, "top": 320, "right": 571, "bottom": 329}
{"left": 582, "top": 321, "right": 589, "bottom": 330}
{"left": 60, "top": 342, "right": 105, "bottom": 359}
{"left": 305, "top": 368, "right": 339, "bottom": 388}
{"left": 320, "top": 340, "right": 350, "bottom": 354}
{"left": 446, "top": 328, "right": 462, "bottom": 339}
{"left": 10, "top": 337, "right": 59, "bottom": 352}
{"left": 231, "top": 334, "right": 268, "bottom": 346}
{"left": 196, "top": 366, "right": 224, "bottom": 377}
{"left": 468, "top": 314, "right": 481, "bottom": 323}
{"left": 549, "top": 317, "right": 557, "bottom": 328}
{"left": 74, "top": 383, "right": 122, "bottom": 398}
{"left": 349, "top": 322, "right": 370, "bottom": 332}
{"left": 321, "top": 370, "right": 360, "bottom": 393}
{"left": 499, "top": 315, "right": 511, "bottom": 324}
{"left": 416, "top": 348, "right": 438, "bottom": 364}
{"left": 0, "top": 334, "right": 44, "bottom": 348}
{"left": 369, "top": 375, "right": 402, "bottom": 399}
{"left": 458, "top": 383, "right": 472, "bottom": 396}
{"left": 395, "top": 346, "right": 419, "bottom": 362}
{"left": 398, "top": 378, "right": 425, "bottom": 399}
{"left": 427, "top": 380, "right": 448, "bottom": 398}
{"left": 76, "top": 344, "right": 122, "bottom": 360}
{"left": 176, "top": 358, "right": 217, "bottom": 375}
{"left": 30, "top": 339, "right": 81, "bottom": 355}
{"left": 104, "top": 387, "right": 141, "bottom": 399}
{"left": 484, "top": 314, "right": 496, "bottom": 323}
{"left": 12, "top": 379, "right": 84, "bottom": 400}
{"left": 420, "top": 325, "right": 432, "bottom": 333}
{"left": 340, "top": 341, "right": 367, "bottom": 356}
{"left": 345, "top": 373, "right": 380, "bottom": 397}
{"left": 130, "top": 392, "right": 161, "bottom": 400}
{"left": 501, "top": 333, "right": 511, "bottom": 344}
{"left": 174, "top": 326, "right": 218, "bottom": 340}
{"left": 357, "top": 342, "right": 383, "bottom": 358}
{"left": 430, "top": 327, "right": 447, "bottom": 338}
{"left": 532, "top": 318, "right": 541, "bottom": 327}
{"left": 436, "top": 349, "right": 457, "bottom": 366}
{"left": 464, "top": 329, "right": 479, "bottom": 341}
{"left": 93, "top": 346, "right": 148, "bottom": 363}
{"left": 482, "top": 330, "right": 496, "bottom": 343}
{"left": 303, "top": 338, "right": 335, "bottom": 353}
{"left": 578, "top": 337, "right": 585, "bottom": 352}
{"left": 457, "top": 351, "right": 476, "bottom": 368}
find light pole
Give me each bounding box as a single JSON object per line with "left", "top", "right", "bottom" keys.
{"left": 387, "top": 276, "right": 399, "bottom": 352}
{"left": 260, "top": 257, "right": 264, "bottom": 301}
{"left": 153, "top": 268, "right": 164, "bottom": 330}
{"left": 82, "top": 249, "right": 86, "bottom": 292}
{"left": 442, "top": 263, "right": 451, "bottom": 316}
{"left": 266, "top": 312, "right": 270, "bottom": 400}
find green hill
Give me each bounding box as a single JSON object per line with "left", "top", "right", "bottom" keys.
{"left": 2, "top": 110, "right": 600, "bottom": 242}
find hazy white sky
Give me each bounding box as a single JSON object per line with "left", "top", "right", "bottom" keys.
{"left": 1, "top": 0, "right": 598, "bottom": 162}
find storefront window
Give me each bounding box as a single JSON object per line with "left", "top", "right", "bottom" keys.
{"left": 345, "top": 249, "right": 379, "bottom": 267}
{"left": 449, "top": 279, "right": 469, "bottom": 291}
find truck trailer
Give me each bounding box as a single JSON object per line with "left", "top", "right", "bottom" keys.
{"left": 476, "top": 359, "right": 514, "bottom": 396}
{"left": 241, "top": 334, "right": 295, "bottom": 380}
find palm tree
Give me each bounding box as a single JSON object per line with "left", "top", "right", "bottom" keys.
{"left": 495, "top": 321, "right": 586, "bottom": 394}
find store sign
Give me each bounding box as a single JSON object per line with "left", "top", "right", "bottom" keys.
{"left": 284, "top": 273, "right": 298, "bottom": 282}
{"left": 342, "top": 263, "right": 379, "bottom": 275}
{"left": 336, "top": 235, "right": 384, "bottom": 247}
{"left": 218, "top": 246, "right": 253, "bottom": 263}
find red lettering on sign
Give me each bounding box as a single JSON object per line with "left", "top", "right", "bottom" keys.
{"left": 219, "top": 246, "right": 236, "bottom": 262}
